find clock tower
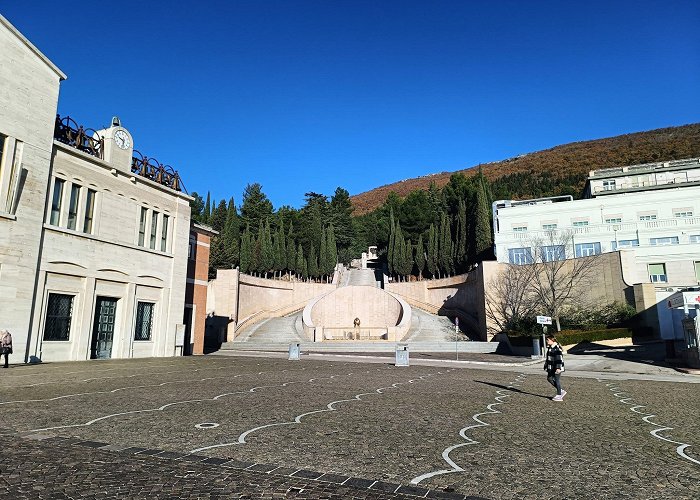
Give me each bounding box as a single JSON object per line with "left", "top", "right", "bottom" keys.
{"left": 94, "top": 116, "right": 133, "bottom": 172}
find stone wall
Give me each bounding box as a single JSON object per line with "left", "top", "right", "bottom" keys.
{"left": 0, "top": 17, "right": 64, "bottom": 363}
{"left": 209, "top": 270, "right": 335, "bottom": 341}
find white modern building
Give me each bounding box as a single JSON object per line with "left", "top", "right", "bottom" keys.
{"left": 492, "top": 157, "right": 700, "bottom": 344}
{"left": 0, "top": 15, "right": 192, "bottom": 363}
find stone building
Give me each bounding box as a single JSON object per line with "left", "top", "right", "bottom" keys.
{"left": 185, "top": 223, "right": 217, "bottom": 355}
{"left": 492, "top": 157, "right": 700, "bottom": 343}
{"left": 0, "top": 14, "right": 196, "bottom": 363}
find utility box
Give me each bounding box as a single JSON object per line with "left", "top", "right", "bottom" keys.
{"left": 395, "top": 344, "right": 409, "bottom": 367}
{"left": 289, "top": 343, "right": 301, "bottom": 361}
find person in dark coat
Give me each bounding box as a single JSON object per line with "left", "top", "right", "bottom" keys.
{"left": 544, "top": 334, "right": 566, "bottom": 401}
{"left": 0, "top": 329, "right": 12, "bottom": 368}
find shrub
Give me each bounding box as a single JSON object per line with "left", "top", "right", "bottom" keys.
{"left": 554, "top": 327, "right": 632, "bottom": 346}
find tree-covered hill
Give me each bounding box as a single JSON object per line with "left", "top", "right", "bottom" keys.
{"left": 350, "top": 123, "right": 700, "bottom": 215}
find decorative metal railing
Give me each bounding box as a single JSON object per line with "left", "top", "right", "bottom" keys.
{"left": 54, "top": 115, "right": 104, "bottom": 159}
{"left": 131, "top": 150, "right": 185, "bottom": 193}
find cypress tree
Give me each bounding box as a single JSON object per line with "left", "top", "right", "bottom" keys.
{"left": 239, "top": 226, "right": 252, "bottom": 274}
{"left": 427, "top": 223, "right": 438, "bottom": 278}
{"left": 456, "top": 199, "right": 467, "bottom": 270}
{"left": 261, "top": 220, "right": 274, "bottom": 278}
{"left": 403, "top": 238, "right": 413, "bottom": 280}
{"left": 287, "top": 223, "right": 297, "bottom": 278}
{"left": 308, "top": 244, "right": 319, "bottom": 281}
{"left": 327, "top": 223, "right": 338, "bottom": 277}
{"left": 223, "top": 198, "right": 240, "bottom": 268}
{"left": 474, "top": 172, "right": 494, "bottom": 262}
{"left": 295, "top": 243, "right": 305, "bottom": 278}
{"left": 388, "top": 209, "right": 396, "bottom": 276}
{"left": 319, "top": 226, "right": 329, "bottom": 282}
{"left": 415, "top": 234, "right": 425, "bottom": 280}
{"left": 438, "top": 212, "right": 452, "bottom": 277}
{"left": 204, "top": 191, "right": 211, "bottom": 222}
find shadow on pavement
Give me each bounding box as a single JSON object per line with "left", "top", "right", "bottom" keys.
{"left": 566, "top": 341, "right": 677, "bottom": 368}
{"left": 475, "top": 380, "right": 551, "bottom": 399}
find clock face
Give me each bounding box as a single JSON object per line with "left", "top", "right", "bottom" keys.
{"left": 114, "top": 129, "right": 131, "bottom": 150}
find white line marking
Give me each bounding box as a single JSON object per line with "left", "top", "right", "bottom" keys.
{"left": 602, "top": 381, "right": 699, "bottom": 467}
{"left": 411, "top": 374, "right": 526, "bottom": 485}
{"left": 24, "top": 370, "right": 361, "bottom": 433}
{"left": 189, "top": 370, "right": 454, "bottom": 454}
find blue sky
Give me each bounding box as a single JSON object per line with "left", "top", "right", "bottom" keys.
{"left": 4, "top": 1, "right": 699, "bottom": 208}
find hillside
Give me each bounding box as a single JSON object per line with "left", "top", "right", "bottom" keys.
{"left": 350, "top": 124, "right": 700, "bottom": 215}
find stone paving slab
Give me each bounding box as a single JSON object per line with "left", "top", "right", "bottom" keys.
{"left": 0, "top": 355, "right": 699, "bottom": 499}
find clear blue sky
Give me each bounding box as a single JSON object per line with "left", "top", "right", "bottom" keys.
{"left": 4, "top": 1, "right": 699, "bottom": 209}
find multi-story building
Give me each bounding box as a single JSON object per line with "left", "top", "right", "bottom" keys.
{"left": 1, "top": 14, "right": 198, "bottom": 363}
{"left": 492, "top": 157, "right": 700, "bottom": 342}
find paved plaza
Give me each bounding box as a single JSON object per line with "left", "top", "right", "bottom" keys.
{"left": 1, "top": 354, "right": 699, "bottom": 499}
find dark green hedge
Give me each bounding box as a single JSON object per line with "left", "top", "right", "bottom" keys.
{"left": 507, "top": 327, "right": 633, "bottom": 347}
{"left": 554, "top": 327, "right": 632, "bottom": 345}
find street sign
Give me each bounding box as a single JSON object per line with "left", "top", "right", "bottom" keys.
{"left": 536, "top": 316, "right": 552, "bottom": 325}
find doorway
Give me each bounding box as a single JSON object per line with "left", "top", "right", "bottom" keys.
{"left": 91, "top": 297, "right": 117, "bottom": 359}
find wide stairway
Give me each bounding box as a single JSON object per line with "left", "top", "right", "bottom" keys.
{"left": 230, "top": 313, "right": 305, "bottom": 346}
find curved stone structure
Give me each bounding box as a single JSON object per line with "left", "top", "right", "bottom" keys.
{"left": 302, "top": 286, "right": 412, "bottom": 342}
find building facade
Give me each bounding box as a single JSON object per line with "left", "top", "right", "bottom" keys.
{"left": 185, "top": 223, "right": 217, "bottom": 355}
{"left": 492, "top": 157, "right": 700, "bottom": 342}
{"left": 1, "top": 15, "right": 196, "bottom": 364}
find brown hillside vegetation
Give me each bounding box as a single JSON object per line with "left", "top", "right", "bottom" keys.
{"left": 350, "top": 124, "right": 700, "bottom": 215}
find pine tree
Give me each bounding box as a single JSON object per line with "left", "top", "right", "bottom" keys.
{"left": 240, "top": 183, "right": 273, "bottom": 235}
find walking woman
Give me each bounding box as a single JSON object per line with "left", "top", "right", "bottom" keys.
{"left": 544, "top": 334, "right": 566, "bottom": 401}
{"left": 0, "top": 329, "right": 12, "bottom": 368}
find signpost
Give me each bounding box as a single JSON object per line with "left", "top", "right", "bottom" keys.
{"left": 534, "top": 316, "right": 553, "bottom": 357}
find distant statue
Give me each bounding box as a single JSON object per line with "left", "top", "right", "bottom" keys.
{"left": 353, "top": 317, "right": 361, "bottom": 340}
{"left": 353, "top": 317, "right": 361, "bottom": 328}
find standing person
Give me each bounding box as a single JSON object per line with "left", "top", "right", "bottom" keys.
{"left": 544, "top": 334, "right": 566, "bottom": 401}
{"left": 0, "top": 329, "right": 12, "bottom": 368}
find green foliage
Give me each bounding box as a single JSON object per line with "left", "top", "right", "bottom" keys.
{"left": 189, "top": 192, "right": 205, "bottom": 224}
{"left": 555, "top": 328, "right": 633, "bottom": 346}
{"left": 561, "top": 302, "right": 637, "bottom": 329}
{"left": 204, "top": 192, "right": 211, "bottom": 222}
{"left": 414, "top": 234, "right": 425, "bottom": 280}
{"left": 241, "top": 183, "right": 273, "bottom": 234}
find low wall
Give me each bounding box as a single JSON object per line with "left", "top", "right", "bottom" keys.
{"left": 208, "top": 269, "right": 335, "bottom": 341}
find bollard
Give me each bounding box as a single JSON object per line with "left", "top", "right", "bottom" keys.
{"left": 531, "top": 336, "right": 541, "bottom": 359}
{"left": 395, "top": 344, "right": 409, "bottom": 367}
{"left": 288, "top": 343, "right": 301, "bottom": 361}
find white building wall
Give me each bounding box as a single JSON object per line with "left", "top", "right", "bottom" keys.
{"left": 0, "top": 16, "right": 65, "bottom": 363}
{"left": 27, "top": 142, "right": 191, "bottom": 362}
{"left": 494, "top": 185, "right": 700, "bottom": 288}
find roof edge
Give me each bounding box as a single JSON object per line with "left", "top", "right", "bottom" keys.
{"left": 1, "top": 14, "right": 67, "bottom": 81}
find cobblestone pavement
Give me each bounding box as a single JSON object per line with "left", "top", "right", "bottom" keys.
{"left": 1, "top": 356, "right": 699, "bottom": 499}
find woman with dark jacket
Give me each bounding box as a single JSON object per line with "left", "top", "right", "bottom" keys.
{"left": 544, "top": 334, "right": 566, "bottom": 401}
{"left": 1, "top": 329, "right": 12, "bottom": 368}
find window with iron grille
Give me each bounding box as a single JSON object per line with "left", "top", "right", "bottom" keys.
{"left": 134, "top": 302, "right": 154, "bottom": 341}
{"left": 43, "top": 293, "right": 74, "bottom": 341}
